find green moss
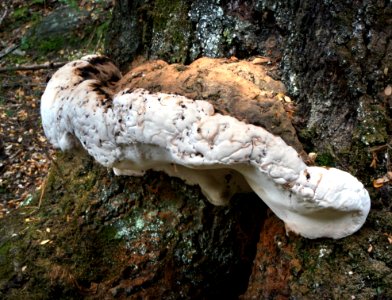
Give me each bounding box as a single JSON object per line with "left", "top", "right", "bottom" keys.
{"left": 96, "top": 20, "right": 110, "bottom": 42}
{"left": 223, "top": 27, "right": 234, "bottom": 45}
{"left": 0, "top": 243, "right": 16, "bottom": 293}
{"left": 7, "top": 5, "right": 42, "bottom": 36}
{"left": 354, "top": 97, "right": 389, "bottom": 146}
{"left": 11, "top": 7, "right": 29, "bottom": 20}
{"left": 58, "top": 0, "right": 79, "bottom": 10}
{"left": 21, "top": 34, "right": 60, "bottom": 54}
{"left": 22, "top": 32, "right": 84, "bottom": 55}
{"left": 4, "top": 109, "right": 15, "bottom": 117}
{"left": 149, "top": 0, "right": 192, "bottom": 63}
{"left": 0, "top": 151, "right": 128, "bottom": 298}
{"left": 39, "top": 37, "right": 66, "bottom": 53}
{"left": 1, "top": 146, "right": 392, "bottom": 298}
{"left": 18, "top": 6, "right": 109, "bottom": 57}
{"left": 298, "top": 127, "right": 318, "bottom": 153}
{"left": 315, "top": 152, "right": 335, "bottom": 167}
{"left": 0, "top": 242, "right": 12, "bottom": 260}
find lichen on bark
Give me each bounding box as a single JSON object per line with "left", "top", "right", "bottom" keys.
{"left": 0, "top": 151, "right": 264, "bottom": 299}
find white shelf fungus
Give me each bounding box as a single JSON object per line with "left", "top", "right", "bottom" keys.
{"left": 41, "top": 55, "right": 371, "bottom": 239}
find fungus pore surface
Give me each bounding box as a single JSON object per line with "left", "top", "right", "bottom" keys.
{"left": 41, "top": 55, "right": 370, "bottom": 239}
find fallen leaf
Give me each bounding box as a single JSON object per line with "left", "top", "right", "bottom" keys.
{"left": 370, "top": 152, "right": 378, "bottom": 168}
{"left": 276, "top": 92, "right": 285, "bottom": 102}
{"left": 385, "top": 85, "right": 392, "bottom": 96}
{"left": 384, "top": 233, "right": 392, "bottom": 244}
{"left": 373, "top": 176, "right": 389, "bottom": 188}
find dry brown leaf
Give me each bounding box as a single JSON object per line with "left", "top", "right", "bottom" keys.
{"left": 370, "top": 152, "right": 378, "bottom": 168}
{"left": 384, "top": 233, "right": 392, "bottom": 244}
{"left": 373, "top": 176, "right": 390, "bottom": 188}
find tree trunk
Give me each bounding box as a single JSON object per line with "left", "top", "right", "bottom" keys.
{"left": 106, "top": 1, "right": 392, "bottom": 297}
{"left": 106, "top": 0, "right": 392, "bottom": 180}
{"left": 1, "top": 1, "right": 391, "bottom": 299}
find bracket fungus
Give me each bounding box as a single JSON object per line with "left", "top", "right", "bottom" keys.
{"left": 41, "top": 55, "right": 370, "bottom": 239}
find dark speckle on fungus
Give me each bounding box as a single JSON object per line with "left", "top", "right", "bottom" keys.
{"left": 87, "top": 56, "right": 112, "bottom": 66}
{"left": 225, "top": 174, "right": 232, "bottom": 183}
{"left": 77, "top": 65, "right": 100, "bottom": 80}
{"left": 40, "top": 55, "right": 371, "bottom": 240}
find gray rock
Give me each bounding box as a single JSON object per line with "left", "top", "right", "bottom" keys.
{"left": 27, "top": 6, "right": 88, "bottom": 40}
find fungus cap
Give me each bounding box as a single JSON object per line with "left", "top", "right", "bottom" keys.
{"left": 40, "top": 55, "right": 371, "bottom": 239}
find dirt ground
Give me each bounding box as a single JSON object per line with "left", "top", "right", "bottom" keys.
{"left": 0, "top": 0, "right": 112, "bottom": 217}
{"left": 0, "top": 67, "right": 55, "bottom": 217}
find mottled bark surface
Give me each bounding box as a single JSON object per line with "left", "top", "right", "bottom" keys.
{"left": 106, "top": 0, "right": 392, "bottom": 180}
{"left": 0, "top": 152, "right": 265, "bottom": 299}
{"left": 103, "top": 0, "right": 391, "bottom": 297}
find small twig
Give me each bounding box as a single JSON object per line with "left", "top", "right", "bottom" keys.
{"left": 85, "top": 26, "right": 97, "bottom": 50}
{"left": 0, "top": 61, "right": 67, "bottom": 73}
{"left": 31, "top": 150, "right": 58, "bottom": 212}
{"left": 0, "top": 8, "right": 8, "bottom": 27}
{"left": 9, "top": 148, "right": 22, "bottom": 160}
{"left": 0, "top": 43, "right": 20, "bottom": 60}
{"left": 38, "top": 177, "right": 47, "bottom": 209}
{"left": 94, "top": 33, "right": 103, "bottom": 53}
{"left": 369, "top": 144, "right": 389, "bottom": 153}
{"left": 1, "top": 82, "right": 46, "bottom": 88}
{"left": 368, "top": 142, "right": 392, "bottom": 170}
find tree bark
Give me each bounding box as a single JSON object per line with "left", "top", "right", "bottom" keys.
{"left": 1, "top": 1, "right": 391, "bottom": 299}
{"left": 103, "top": 1, "right": 392, "bottom": 297}
{"left": 106, "top": 0, "right": 392, "bottom": 179}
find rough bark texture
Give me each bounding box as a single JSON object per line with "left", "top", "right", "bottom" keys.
{"left": 106, "top": 0, "right": 392, "bottom": 180}
{"left": 1, "top": 153, "right": 391, "bottom": 299}
{"left": 0, "top": 152, "right": 265, "bottom": 299}
{"left": 106, "top": 0, "right": 392, "bottom": 297}
{"left": 1, "top": 0, "right": 392, "bottom": 299}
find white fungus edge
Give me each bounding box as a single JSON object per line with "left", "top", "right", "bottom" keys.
{"left": 40, "top": 55, "right": 371, "bottom": 239}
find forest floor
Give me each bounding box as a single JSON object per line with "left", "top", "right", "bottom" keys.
{"left": 0, "top": 0, "right": 112, "bottom": 218}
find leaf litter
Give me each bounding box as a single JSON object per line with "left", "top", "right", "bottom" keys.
{"left": 0, "top": 69, "right": 56, "bottom": 218}
{"left": 0, "top": 0, "right": 113, "bottom": 218}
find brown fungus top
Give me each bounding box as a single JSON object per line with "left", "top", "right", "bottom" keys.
{"left": 116, "top": 57, "right": 304, "bottom": 155}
